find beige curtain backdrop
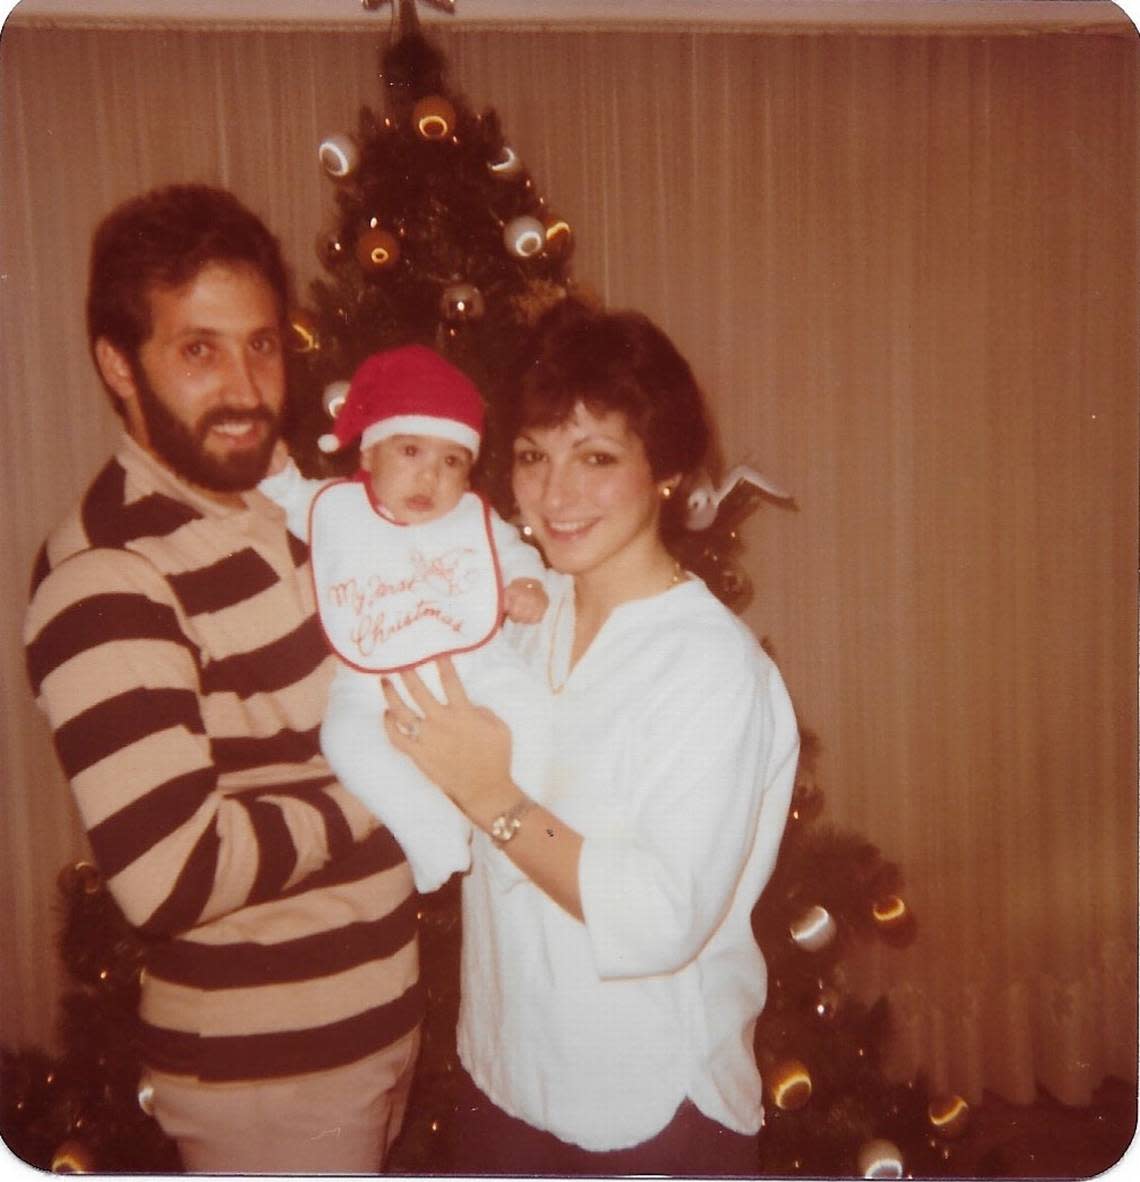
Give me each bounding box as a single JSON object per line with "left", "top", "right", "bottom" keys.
{"left": 1, "top": 11, "right": 1136, "bottom": 1109}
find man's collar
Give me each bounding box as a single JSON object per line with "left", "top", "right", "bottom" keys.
{"left": 115, "top": 433, "right": 259, "bottom": 519}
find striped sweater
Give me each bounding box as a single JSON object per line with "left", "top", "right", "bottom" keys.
{"left": 24, "top": 435, "right": 422, "bottom": 1082}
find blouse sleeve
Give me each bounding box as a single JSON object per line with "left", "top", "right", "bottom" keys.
{"left": 578, "top": 637, "right": 798, "bottom": 979}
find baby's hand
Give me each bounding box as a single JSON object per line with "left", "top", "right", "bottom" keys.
{"left": 503, "top": 578, "right": 548, "bottom": 625}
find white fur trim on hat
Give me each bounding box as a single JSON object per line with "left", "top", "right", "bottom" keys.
{"left": 360, "top": 414, "right": 481, "bottom": 458}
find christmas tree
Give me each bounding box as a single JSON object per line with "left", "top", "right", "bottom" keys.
{"left": 2, "top": 5, "right": 976, "bottom": 1176}
{"left": 0, "top": 864, "right": 179, "bottom": 1174}
{"left": 284, "top": 0, "right": 575, "bottom": 489}
{"left": 285, "top": 0, "right": 758, "bottom": 607}
{"left": 286, "top": 7, "right": 964, "bottom": 1174}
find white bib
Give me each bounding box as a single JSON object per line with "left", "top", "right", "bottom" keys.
{"left": 310, "top": 481, "right": 503, "bottom": 673}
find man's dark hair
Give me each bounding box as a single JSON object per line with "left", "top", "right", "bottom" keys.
{"left": 86, "top": 184, "right": 291, "bottom": 411}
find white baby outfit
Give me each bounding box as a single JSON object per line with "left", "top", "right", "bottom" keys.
{"left": 261, "top": 462, "right": 549, "bottom": 892}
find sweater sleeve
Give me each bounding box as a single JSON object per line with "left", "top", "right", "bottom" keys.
{"left": 24, "top": 546, "right": 374, "bottom": 940}
{"left": 578, "top": 641, "right": 798, "bottom": 980}
{"left": 258, "top": 458, "right": 330, "bottom": 543}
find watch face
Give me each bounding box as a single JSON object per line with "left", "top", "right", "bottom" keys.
{"left": 491, "top": 814, "right": 520, "bottom": 845}
{"left": 491, "top": 799, "right": 532, "bottom": 844}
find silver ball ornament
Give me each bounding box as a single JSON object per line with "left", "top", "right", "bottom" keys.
{"left": 318, "top": 133, "right": 360, "bottom": 179}
{"left": 322, "top": 380, "right": 351, "bottom": 420}
{"left": 789, "top": 904, "right": 838, "bottom": 952}
{"left": 857, "top": 1139, "right": 904, "bottom": 1179}
{"left": 489, "top": 143, "right": 524, "bottom": 178}
{"left": 503, "top": 215, "right": 546, "bottom": 259}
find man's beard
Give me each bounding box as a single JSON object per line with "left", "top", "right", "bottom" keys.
{"left": 131, "top": 362, "right": 281, "bottom": 493}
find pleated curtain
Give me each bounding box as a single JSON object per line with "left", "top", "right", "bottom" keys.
{"left": 1, "top": 11, "right": 1135, "bottom": 1107}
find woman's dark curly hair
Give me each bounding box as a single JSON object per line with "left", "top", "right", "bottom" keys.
{"left": 496, "top": 299, "right": 713, "bottom": 544}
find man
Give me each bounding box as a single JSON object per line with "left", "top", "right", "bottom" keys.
{"left": 23, "top": 185, "right": 421, "bottom": 1173}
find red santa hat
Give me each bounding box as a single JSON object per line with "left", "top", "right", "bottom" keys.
{"left": 318, "top": 345, "right": 484, "bottom": 458}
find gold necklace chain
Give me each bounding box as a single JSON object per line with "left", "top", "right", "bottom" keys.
{"left": 546, "top": 561, "right": 684, "bottom": 696}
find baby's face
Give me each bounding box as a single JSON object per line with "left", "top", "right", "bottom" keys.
{"left": 363, "top": 434, "right": 473, "bottom": 524}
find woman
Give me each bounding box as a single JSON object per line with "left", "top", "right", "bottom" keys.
{"left": 382, "top": 301, "right": 799, "bottom": 1175}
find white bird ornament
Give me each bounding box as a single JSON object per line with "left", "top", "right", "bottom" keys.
{"left": 685, "top": 465, "right": 793, "bottom": 531}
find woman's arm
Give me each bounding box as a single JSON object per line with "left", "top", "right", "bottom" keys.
{"left": 382, "top": 641, "right": 798, "bottom": 964}
{"left": 381, "top": 660, "right": 584, "bottom": 920}
{"left": 579, "top": 658, "right": 797, "bottom": 977}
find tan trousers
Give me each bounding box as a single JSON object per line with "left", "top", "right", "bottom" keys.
{"left": 144, "top": 1028, "right": 420, "bottom": 1174}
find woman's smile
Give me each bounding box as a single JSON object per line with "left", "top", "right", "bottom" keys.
{"left": 543, "top": 517, "right": 597, "bottom": 538}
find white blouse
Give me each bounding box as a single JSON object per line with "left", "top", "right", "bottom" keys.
{"left": 457, "top": 572, "right": 800, "bottom": 1152}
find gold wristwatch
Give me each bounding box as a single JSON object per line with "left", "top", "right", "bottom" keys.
{"left": 490, "top": 798, "right": 533, "bottom": 846}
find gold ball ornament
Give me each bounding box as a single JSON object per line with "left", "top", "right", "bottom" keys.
{"left": 413, "top": 95, "right": 457, "bottom": 140}
{"left": 764, "top": 1058, "right": 812, "bottom": 1112}
{"left": 287, "top": 309, "right": 321, "bottom": 354}
{"left": 714, "top": 560, "right": 750, "bottom": 603}
{"left": 812, "top": 984, "right": 842, "bottom": 1021}
{"left": 439, "top": 282, "right": 486, "bottom": 323}
{"left": 928, "top": 1093, "right": 970, "bottom": 1139}
{"left": 316, "top": 228, "right": 348, "bottom": 269}
{"left": 58, "top": 861, "right": 102, "bottom": 896}
{"left": 355, "top": 227, "right": 401, "bottom": 273}
{"left": 543, "top": 214, "right": 574, "bottom": 261}
{"left": 789, "top": 903, "right": 838, "bottom": 952}
{"left": 856, "top": 1138, "right": 904, "bottom": 1179}
{"left": 790, "top": 779, "right": 825, "bottom": 823}
{"left": 503, "top": 215, "right": 547, "bottom": 259}
{"left": 317, "top": 132, "right": 360, "bottom": 179}
{"left": 51, "top": 1140, "right": 96, "bottom": 1174}
{"left": 871, "top": 894, "right": 917, "bottom": 947}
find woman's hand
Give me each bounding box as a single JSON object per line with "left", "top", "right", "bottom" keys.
{"left": 382, "top": 657, "right": 518, "bottom": 829}
{"left": 386, "top": 658, "right": 586, "bottom": 921}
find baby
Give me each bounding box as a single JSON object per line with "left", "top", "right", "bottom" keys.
{"left": 261, "top": 345, "right": 549, "bottom": 892}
